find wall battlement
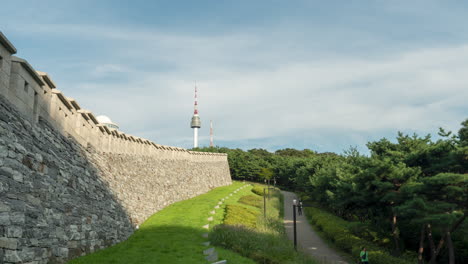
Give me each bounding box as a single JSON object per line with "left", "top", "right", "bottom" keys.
{"left": 0, "top": 31, "right": 225, "bottom": 161}
{"left": 0, "top": 31, "right": 231, "bottom": 264}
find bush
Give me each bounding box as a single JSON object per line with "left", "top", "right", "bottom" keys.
{"left": 224, "top": 204, "right": 259, "bottom": 228}
{"left": 238, "top": 195, "right": 262, "bottom": 208}
{"left": 304, "top": 207, "right": 414, "bottom": 264}
{"left": 211, "top": 225, "right": 314, "bottom": 264}
{"left": 251, "top": 185, "right": 265, "bottom": 196}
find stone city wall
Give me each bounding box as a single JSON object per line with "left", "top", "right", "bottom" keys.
{"left": 0, "top": 31, "right": 232, "bottom": 263}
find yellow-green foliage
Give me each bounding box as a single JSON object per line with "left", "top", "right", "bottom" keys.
{"left": 304, "top": 207, "right": 415, "bottom": 264}
{"left": 251, "top": 185, "right": 264, "bottom": 196}
{"left": 224, "top": 204, "right": 259, "bottom": 228}
{"left": 211, "top": 225, "right": 314, "bottom": 264}
{"left": 238, "top": 195, "right": 262, "bottom": 208}
{"left": 212, "top": 188, "right": 315, "bottom": 264}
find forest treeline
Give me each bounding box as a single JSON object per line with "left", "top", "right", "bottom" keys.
{"left": 194, "top": 119, "right": 467, "bottom": 264}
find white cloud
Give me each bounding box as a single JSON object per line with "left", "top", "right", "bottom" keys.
{"left": 7, "top": 24, "right": 468, "bottom": 150}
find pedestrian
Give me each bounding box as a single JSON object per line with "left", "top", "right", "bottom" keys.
{"left": 298, "top": 200, "right": 303, "bottom": 216}
{"left": 359, "top": 247, "right": 369, "bottom": 264}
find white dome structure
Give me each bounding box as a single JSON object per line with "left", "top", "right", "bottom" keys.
{"left": 96, "top": 115, "right": 119, "bottom": 130}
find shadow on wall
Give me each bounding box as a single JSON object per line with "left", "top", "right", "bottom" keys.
{"left": 0, "top": 95, "right": 134, "bottom": 263}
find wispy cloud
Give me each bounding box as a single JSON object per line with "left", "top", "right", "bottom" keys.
{"left": 4, "top": 17, "right": 468, "bottom": 152}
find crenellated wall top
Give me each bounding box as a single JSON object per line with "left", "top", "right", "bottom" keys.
{"left": 0, "top": 31, "right": 227, "bottom": 158}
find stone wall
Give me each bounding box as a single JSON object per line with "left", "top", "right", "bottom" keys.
{"left": 0, "top": 31, "right": 231, "bottom": 263}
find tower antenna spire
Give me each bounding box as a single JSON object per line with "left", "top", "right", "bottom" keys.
{"left": 190, "top": 83, "right": 201, "bottom": 148}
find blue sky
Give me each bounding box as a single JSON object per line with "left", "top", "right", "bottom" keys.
{"left": 2, "top": 0, "right": 467, "bottom": 154}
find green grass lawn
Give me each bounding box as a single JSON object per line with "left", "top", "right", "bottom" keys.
{"left": 68, "top": 181, "right": 255, "bottom": 264}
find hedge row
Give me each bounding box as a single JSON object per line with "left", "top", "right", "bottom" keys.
{"left": 304, "top": 207, "right": 415, "bottom": 264}
{"left": 251, "top": 185, "right": 265, "bottom": 196}
{"left": 224, "top": 204, "right": 259, "bottom": 228}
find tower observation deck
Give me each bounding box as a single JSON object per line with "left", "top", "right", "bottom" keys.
{"left": 190, "top": 86, "right": 201, "bottom": 148}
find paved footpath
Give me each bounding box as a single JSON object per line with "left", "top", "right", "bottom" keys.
{"left": 282, "top": 191, "right": 349, "bottom": 264}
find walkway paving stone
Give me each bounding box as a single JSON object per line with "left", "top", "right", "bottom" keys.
{"left": 282, "top": 191, "right": 349, "bottom": 264}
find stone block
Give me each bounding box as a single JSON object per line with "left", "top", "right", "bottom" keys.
{"left": 201, "top": 241, "right": 210, "bottom": 246}
{"left": 10, "top": 212, "right": 25, "bottom": 224}
{"left": 202, "top": 233, "right": 208, "bottom": 238}
{"left": 0, "top": 201, "right": 10, "bottom": 212}
{"left": 0, "top": 212, "right": 10, "bottom": 225}
{"left": 210, "top": 210, "right": 215, "bottom": 215}
{"left": 6, "top": 226, "right": 23, "bottom": 238}
{"left": 52, "top": 247, "right": 68, "bottom": 258}
{"left": 0, "top": 145, "right": 7, "bottom": 158}
{"left": 14, "top": 142, "right": 27, "bottom": 154}
{"left": 213, "top": 260, "right": 227, "bottom": 264}
{"left": 214, "top": 205, "right": 219, "bottom": 209}
{"left": 207, "top": 216, "right": 213, "bottom": 221}
{"left": 4, "top": 249, "right": 22, "bottom": 262}
{"left": 20, "top": 247, "right": 35, "bottom": 262}
{"left": 202, "top": 224, "right": 209, "bottom": 229}
{"left": 0, "top": 237, "right": 18, "bottom": 249}
{"left": 0, "top": 167, "right": 13, "bottom": 177}
{"left": 12, "top": 170, "right": 23, "bottom": 182}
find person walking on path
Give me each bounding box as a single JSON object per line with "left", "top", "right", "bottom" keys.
{"left": 298, "top": 200, "right": 303, "bottom": 216}
{"left": 359, "top": 247, "right": 369, "bottom": 264}
{"left": 282, "top": 191, "right": 348, "bottom": 263}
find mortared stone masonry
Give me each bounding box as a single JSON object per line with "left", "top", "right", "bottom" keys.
{"left": 0, "top": 31, "right": 231, "bottom": 263}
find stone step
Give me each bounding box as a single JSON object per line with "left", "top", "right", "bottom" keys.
{"left": 201, "top": 241, "right": 210, "bottom": 246}
{"left": 203, "top": 247, "right": 215, "bottom": 256}
{"left": 205, "top": 251, "right": 218, "bottom": 262}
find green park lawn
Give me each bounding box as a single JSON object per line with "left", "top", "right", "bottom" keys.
{"left": 68, "top": 181, "right": 255, "bottom": 264}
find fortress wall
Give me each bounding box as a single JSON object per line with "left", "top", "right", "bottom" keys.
{"left": 0, "top": 32, "right": 231, "bottom": 263}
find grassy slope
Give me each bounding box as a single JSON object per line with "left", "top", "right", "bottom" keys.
{"left": 211, "top": 185, "right": 316, "bottom": 264}
{"left": 68, "top": 182, "right": 255, "bottom": 264}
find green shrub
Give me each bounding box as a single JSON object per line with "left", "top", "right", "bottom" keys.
{"left": 251, "top": 185, "right": 265, "bottom": 196}
{"left": 238, "top": 194, "right": 262, "bottom": 208}
{"left": 211, "top": 225, "right": 315, "bottom": 264}
{"left": 304, "top": 207, "right": 414, "bottom": 264}
{"left": 224, "top": 204, "right": 259, "bottom": 228}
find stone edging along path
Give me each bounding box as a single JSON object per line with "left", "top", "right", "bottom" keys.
{"left": 201, "top": 184, "right": 250, "bottom": 264}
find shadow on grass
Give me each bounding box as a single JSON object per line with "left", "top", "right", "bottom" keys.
{"left": 68, "top": 224, "right": 258, "bottom": 264}
{"left": 68, "top": 225, "right": 214, "bottom": 264}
